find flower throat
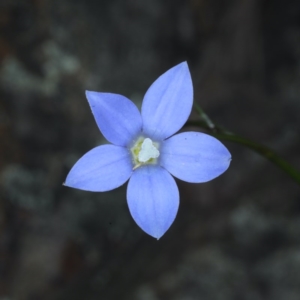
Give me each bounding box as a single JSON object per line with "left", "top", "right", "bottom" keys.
{"left": 130, "top": 137, "right": 160, "bottom": 170}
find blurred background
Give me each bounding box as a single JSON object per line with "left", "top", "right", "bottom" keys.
{"left": 0, "top": 0, "right": 300, "bottom": 299}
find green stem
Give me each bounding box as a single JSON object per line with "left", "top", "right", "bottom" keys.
{"left": 186, "top": 107, "right": 300, "bottom": 186}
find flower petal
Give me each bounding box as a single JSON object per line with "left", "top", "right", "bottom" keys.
{"left": 127, "top": 166, "right": 179, "bottom": 239}
{"left": 160, "top": 132, "right": 231, "bottom": 183}
{"left": 65, "top": 145, "right": 132, "bottom": 192}
{"left": 141, "top": 62, "right": 193, "bottom": 140}
{"left": 86, "top": 91, "right": 142, "bottom": 146}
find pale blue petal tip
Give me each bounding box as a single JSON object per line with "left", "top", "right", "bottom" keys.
{"left": 127, "top": 166, "right": 179, "bottom": 239}
{"left": 141, "top": 61, "right": 193, "bottom": 140}
{"left": 161, "top": 132, "right": 231, "bottom": 183}
{"left": 65, "top": 145, "right": 132, "bottom": 192}
{"left": 85, "top": 91, "right": 142, "bottom": 147}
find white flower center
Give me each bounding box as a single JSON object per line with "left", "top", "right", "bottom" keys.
{"left": 138, "top": 138, "right": 160, "bottom": 163}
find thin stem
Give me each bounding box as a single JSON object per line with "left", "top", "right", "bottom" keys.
{"left": 186, "top": 105, "right": 300, "bottom": 186}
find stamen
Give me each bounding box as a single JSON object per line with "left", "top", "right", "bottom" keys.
{"left": 132, "top": 163, "right": 142, "bottom": 170}
{"left": 138, "top": 138, "right": 160, "bottom": 163}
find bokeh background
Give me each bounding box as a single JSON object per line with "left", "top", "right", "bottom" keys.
{"left": 0, "top": 0, "right": 300, "bottom": 299}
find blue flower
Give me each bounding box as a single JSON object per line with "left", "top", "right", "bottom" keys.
{"left": 64, "top": 62, "right": 231, "bottom": 239}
